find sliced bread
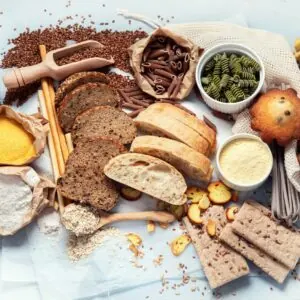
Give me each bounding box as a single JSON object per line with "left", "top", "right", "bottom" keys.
{"left": 135, "top": 103, "right": 216, "bottom": 153}
{"left": 55, "top": 71, "right": 109, "bottom": 107}
{"left": 130, "top": 136, "right": 213, "bottom": 182}
{"left": 57, "top": 137, "right": 126, "bottom": 211}
{"left": 104, "top": 153, "right": 187, "bottom": 205}
{"left": 58, "top": 82, "right": 119, "bottom": 132}
{"left": 72, "top": 106, "right": 136, "bottom": 145}
{"left": 135, "top": 111, "right": 211, "bottom": 156}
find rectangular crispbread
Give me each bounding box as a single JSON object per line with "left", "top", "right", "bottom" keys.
{"left": 183, "top": 206, "right": 249, "bottom": 289}
{"left": 220, "top": 224, "right": 290, "bottom": 283}
{"left": 232, "top": 201, "right": 300, "bottom": 270}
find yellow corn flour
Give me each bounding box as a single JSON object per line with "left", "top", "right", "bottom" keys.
{"left": 0, "top": 116, "right": 36, "bottom": 165}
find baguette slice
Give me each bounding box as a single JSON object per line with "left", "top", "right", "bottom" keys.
{"left": 55, "top": 71, "right": 109, "bottom": 107}
{"left": 104, "top": 153, "right": 187, "bottom": 205}
{"left": 135, "top": 113, "right": 210, "bottom": 156}
{"left": 72, "top": 106, "right": 136, "bottom": 145}
{"left": 58, "top": 82, "right": 119, "bottom": 132}
{"left": 130, "top": 136, "right": 213, "bottom": 182}
{"left": 135, "top": 103, "right": 216, "bottom": 153}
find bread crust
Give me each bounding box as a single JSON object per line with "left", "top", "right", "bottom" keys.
{"left": 55, "top": 71, "right": 109, "bottom": 107}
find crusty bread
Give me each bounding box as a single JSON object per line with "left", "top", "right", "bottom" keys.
{"left": 104, "top": 153, "right": 187, "bottom": 205}
{"left": 58, "top": 82, "right": 119, "bottom": 132}
{"left": 130, "top": 136, "right": 213, "bottom": 182}
{"left": 135, "top": 103, "right": 216, "bottom": 154}
{"left": 72, "top": 106, "right": 136, "bottom": 145}
{"left": 57, "top": 137, "right": 126, "bottom": 211}
{"left": 55, "top": 71, "right": 109, "bottom": 107}
{"left": 134, "top": 104, "right": 216, "bottom": 156}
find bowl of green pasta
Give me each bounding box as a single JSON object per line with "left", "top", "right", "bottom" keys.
{"left": 195, "top": 43, "right": 265, "bottom": 114}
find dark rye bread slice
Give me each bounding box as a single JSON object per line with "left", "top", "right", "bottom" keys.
{"left": 55, "top": 72, "right": 109, "bottom": 108}
{"left": 58, "top": 82, "right": 119, "bottom": 132}
{"left": 72, "top": 106, "right": 137, "bottom": 145}
{"left": 57, "top": 137, "right": 126, "bottom": 211}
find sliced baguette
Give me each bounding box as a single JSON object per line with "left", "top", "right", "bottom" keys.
{"left": 135, "top": 103, "right": 216, "bottom": 153}
{"left": 135, "top": 113, "right": 210, "bottom": 156}
{"left": 130, "top": 136, "right": 213, "bottom": 182}
{"left": 104, "top": 153, "right": 187, "bottom": 205}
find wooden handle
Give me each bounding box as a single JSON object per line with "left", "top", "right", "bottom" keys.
{"left": 3, "top": 63, "right": 49, "bottom": 89}
{"left": 102, "top": 211, "right": 176, "bottom": 226}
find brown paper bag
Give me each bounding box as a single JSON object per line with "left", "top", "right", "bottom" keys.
{"left": 0, "top": 105, "right": 48, "bottom": 166}
{"left": 128, "top": 27, "right": 201, "bottom": 100}
{"left": 0, "top": 166, "right": 55, "bottom": 236}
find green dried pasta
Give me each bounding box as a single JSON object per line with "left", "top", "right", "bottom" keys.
{"left": 201, "top": 51, "right": 261, "bottom": 103}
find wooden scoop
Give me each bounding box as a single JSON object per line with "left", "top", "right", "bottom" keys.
{"left": 3, "top": 40, "right": 114, "bottom": 89}
{"left": 97, "top": 210, "right": 175, "bottom": 230}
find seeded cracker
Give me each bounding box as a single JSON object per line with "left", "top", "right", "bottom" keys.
{"left": 183, "top": 206, "right": 249, "bottom": 289}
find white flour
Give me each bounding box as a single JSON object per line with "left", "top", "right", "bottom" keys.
{"left": 37, "top": 207, "right": 62, "bottom": 236}
{"left": 0, "top": 174, "right": 32, "bottom": 235}
{"left": 67, "top": 227, "right": 122, "bottom": 261}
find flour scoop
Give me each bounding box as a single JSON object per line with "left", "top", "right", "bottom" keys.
{"left": 3, "top": 40, "right": 114, "bottom": 89}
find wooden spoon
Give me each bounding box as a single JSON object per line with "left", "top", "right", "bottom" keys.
{"left": 3, "top": 40, "right": 114, "bottom": 89}
{"left": 97, "top": 210, "right": 175, "bottom": 230}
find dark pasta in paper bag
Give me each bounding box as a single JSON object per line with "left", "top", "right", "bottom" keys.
{"left": 128, "top": 27, "right": 202, "bottom": 101}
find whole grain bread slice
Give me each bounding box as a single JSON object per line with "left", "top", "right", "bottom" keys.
{"left": 57, "top": 137, "right": 126, "bottom": 211}
{"left": 232, "top": 201, "right": 300, "bottom": 269}
{"left": 130, "top": 136, "right": 213, "bottom": 182}
{"left": 58, "top": 82, "right": 119, "bottom": 132}
{"left": 72, "top": 106, "right": 136, "bottom": 145}
{"left": 104, "top": 153, "right": 187, "bottom": 205}
{"left": 220, "top": 224, "right": 290, "bottom": 284}
{"left": 183, "top": 206, "right": 249, "bottom": 289}
{"left": 55, "top": 72, "right": 109, "bottom": 108}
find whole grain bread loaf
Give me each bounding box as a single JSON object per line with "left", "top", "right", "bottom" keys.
{"left": 104, "top": 153, "right": 187, "bottom": 205}
{"left": 130, "top": 136, "right": 213, "bottom": 182}
{"left": 55, "top": 72, "right": 109, "bottom": 108}
{"left": 57, "top": 137, "right": 126, "bottom": 211}
{"left": 58, "top": 82, "right": 119, "bottom": 132}
{"left": 72, "top": 106, "right": 136, "bottom": 145}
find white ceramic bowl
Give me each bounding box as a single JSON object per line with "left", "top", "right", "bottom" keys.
{"left": 195, "top": 43, "right": 265, "bottom": 114}
{"left": 216, "top": 134, "right": 273, "bottom": 191}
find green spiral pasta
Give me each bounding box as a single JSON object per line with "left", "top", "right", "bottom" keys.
{"left": 213, "top": 60, "right": 221, "bottom": 76}
{"left": 220, "top": 53, "right": 230, "bottom": 74}
{"left": 201, "top": 51, "right": 261, "bottom": 103}
{"left": 224, "top": 90, "right": 237, "bottom": 103}
{"left": 204, "top": 59, "right": 215, "bottom": 72}
{"left": 220, "top": 74, "right": 230, "bottom": 88}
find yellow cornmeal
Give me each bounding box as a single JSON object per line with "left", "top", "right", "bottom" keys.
{"left": 219, "top": 138, "right": 272, "bottom": 185}
{"left": 0, "top": 116, "right": 36, "bottom": 165}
